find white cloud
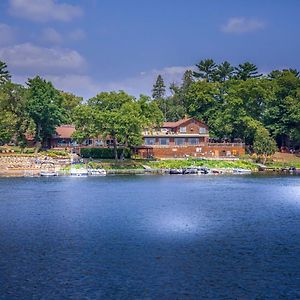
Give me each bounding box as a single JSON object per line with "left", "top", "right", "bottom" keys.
{"left": 0, "top": 43, "right": 86, "bottom": 75}
{"left": 69, "top": 29, "right": 86, "bottom": 41}
{"left": 41, "top": 27, "right": 63, "bottom": 44}
{"left": 8, "top": 0, "right": 83, "bottom": 22}
{"left": 221, "top": 17, "right": 265, "bottom": 34}
{"left": 50, "top": 65, "right": 194, "bottom": 99}
{"left": 0, "top": 23, "right": 17, "bottom": 46}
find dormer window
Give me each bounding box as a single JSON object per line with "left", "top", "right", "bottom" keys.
{"left": 180, "top": 127, "right": 186, "bottom": 133}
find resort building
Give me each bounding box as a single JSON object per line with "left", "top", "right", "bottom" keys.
{"left": 136, "top": 117, "right": 245, "bottom": 158}
{"left": 51, "top": 117, "right": 245, "bottom": 158}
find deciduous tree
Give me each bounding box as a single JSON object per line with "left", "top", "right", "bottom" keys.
{"left": 26, "top": 76, "right": 65, "bottom": 152}
{"left": 253, "top": 127, "right": 277, "bottom": 163}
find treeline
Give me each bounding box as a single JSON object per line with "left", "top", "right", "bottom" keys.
{"left": 1, "top": 58, "right": 300, "bottom": 156}
{"left": 152, "top": 59, "right": 300, "bottom": 150}
{"left": 0, "top": 61, "right": 83, "bottom": 151}
{"left": 0, "top": 60, "right": 163, "bottom": 159}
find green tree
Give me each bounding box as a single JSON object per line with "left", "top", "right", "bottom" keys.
{"left": 0, "top": 82, "right": 33, "bottom": 147}
{"left": 215, "top": 61, "right": 235, "bottom": 82}
{"left": 152, "top": 74, "right": 167, "bottom": 120}
{"left": 253, "top": 127, "right": 277, "bottom": 163}
{"left": 0, "top": 61, "right": 11, "bottom": 85}
{"left": 152, "top": 75, "right": 166, "bottom": 100}
{"left": 89, "top": 91, "right": 135, "bottom": 160}
{"left": 137, "top": 95, "right": 163, "bottom": 128}
{"left": 235, "top": 62, "right": 262, "bottom": 80}
{"left": 193, "top": 59, "right": 217, "bottom": 82}
{"left": 264, "top": 70, "right": 300, "bottom": 148}
{"left": 73, "top": 92, "right": 163, "bottom": 161}
{"left": 0, "top": 110, "right": 17, "bottom": 145}
{"left": 26, "top": 76, "right": 65, "bottom": 152}
{"left": 181, "top": 70, "right": 194, "bottom": 90}
{"left": 60, "top": 91, "right": 83, "bottom": 123}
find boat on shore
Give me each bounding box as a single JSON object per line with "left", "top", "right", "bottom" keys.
{"left": 70, "top": 166, "right": 88, "bottom": 177}
{"left": 169, "top": 168, "right": 184, "bottom": 175}
{"left": 88, "top": 168, "right": 107, "bottom": 176}
{"left": 232, "top": 168, "right": 252, "bottom": 175}
{"left": 40, "top": 162, "right": 58, "bottom": 176}
{"left": 40, "top": 171, "right": 58, "bottom": 176}
{"left": 171, "top": 166, "right": 211, "bottom": 175}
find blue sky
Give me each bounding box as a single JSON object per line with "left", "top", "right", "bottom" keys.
{"left": 0, "top": 0, "right": 299, "bottom": 99}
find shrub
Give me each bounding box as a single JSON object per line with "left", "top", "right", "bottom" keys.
{"left": 46, "top": 150, "right": 69, "bottom": 157}
{"left": 80, "top": 148, "right": 131, "bottom": 159}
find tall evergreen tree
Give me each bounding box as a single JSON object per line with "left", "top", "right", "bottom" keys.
{"left": 152, "top": 75, "right": 166, "bottom": 100}
{"left": 0, "top": 61, "right": 11, "bottom": 85}
{"left": 235, "top": 62, "right": 262, "bottom": 80}
{"left": 181, "top": 70, "right": 194, "bottom": 90}
{"left": 215, "top": 61, "right": 235, "bottom": 82}
{"left": 193, "top": 59, "right": 217, "bottom": 82}
{"left": 152, "top": 74, "right": 167, "bottom": 120}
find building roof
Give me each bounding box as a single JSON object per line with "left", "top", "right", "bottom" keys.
{"left": 163, "top": 117, "right": 192, "bottom": 128}
{"left": 162, "top": 117, "right": 207, "bottom": 128}
{"left": 54, "top": 125, "right": 76, "bottom": 139}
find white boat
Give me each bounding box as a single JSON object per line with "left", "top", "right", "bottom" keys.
{"left": 88, "top": 168, "right": 107, "bottom": 176}
{"left": 70, "top": 167, "right": 88, "bottom": 176}
{"left": 232, "top": 168, "right": 252, "bottom": 175}
{"left": 40, "top": 162, "right": 57, "bottom": 176}
{"left": 40, "top": 171, "right": 58, "bottom": 176}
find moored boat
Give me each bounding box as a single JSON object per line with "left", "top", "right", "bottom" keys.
{"left": 70, "top": 167, "right": 88, "bottom": 176}
{"left": 40, "top": 162, "right": 57, "bottom": 176}
{"left": 88, "top": 168, "right": 107, "bottom": 176}
{"left": 232, "top": 168, "right": 252, "bottom": 175}
{"left": 169, "top": 168, "right": 184, "bottom": 175}
{"left": 40, "top": 171, "right": 58, "bottom": 176}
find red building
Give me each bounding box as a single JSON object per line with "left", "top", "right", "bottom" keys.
{"left": 50, "top": 125, "right": 106, "bottom": 148}
{"left": 136, "top": 117, "right": 245, "bottom": 158}
{"left": 51, "top": 118, "right": 245, "bottom": 158}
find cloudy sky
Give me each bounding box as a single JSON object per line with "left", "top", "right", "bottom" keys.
{"left": 0, "top": 0, "right": 299, "bottom": 99}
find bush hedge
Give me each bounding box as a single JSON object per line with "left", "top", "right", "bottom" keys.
{"left": 80, "top": 148, "right": 131, "bottom": 159}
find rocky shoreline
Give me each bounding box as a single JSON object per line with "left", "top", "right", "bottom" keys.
{"left": 0, "top": 155, "right": 70, "bottom": 177}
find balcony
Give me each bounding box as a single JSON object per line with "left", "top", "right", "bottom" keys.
{"left": 143, "top": 142, "right": 245, "bottom": 148}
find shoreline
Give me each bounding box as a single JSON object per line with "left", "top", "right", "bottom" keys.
{"left": 1, "top": 154, "right": 299, "bottom": 177}
{"left": 0, "top": 168, "right": 298, "bottom": 177}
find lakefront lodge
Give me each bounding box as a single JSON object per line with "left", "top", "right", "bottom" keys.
{"left": 51, "top": 117, "right": 245, "bottom": 159}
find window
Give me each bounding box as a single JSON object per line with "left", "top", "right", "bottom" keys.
{"left": 180, "top": 127, "right": 186, "bottom": 133}
{"left": 95, "top": 140, "right": 104, "bottom": 146}
{"left": 159, "top": 138, "right": 169, "bottom": 145}
{"left": 199, "top": 127, "right": 207, "bottom": 134}
{"left": 188, "top": 138, "right": 199, "bottom": 145}
{"left": 175, "top": 138, "right": 185, "bottom": 145}
{"left": 145, "top": 138, "right": 156, "bottom": 145}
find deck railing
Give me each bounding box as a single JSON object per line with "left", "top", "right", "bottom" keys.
{"left": 145, "top": 143, "right": 245, "bottom": 148}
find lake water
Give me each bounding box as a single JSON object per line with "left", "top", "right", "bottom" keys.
{"left": 0, "top": 175, "right": 300, "bottom": 299}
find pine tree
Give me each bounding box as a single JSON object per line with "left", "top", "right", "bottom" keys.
{"left": 193, "top": 59, "right": 217, "bottom": 82}
{"left": 181, "top": 70, "right": 194, "bottom": 90}
{"left": 235, "top": 62, "right": 262, "bottom": 80}
{"left": 215, "top": 61, "right": 235, "bottom": 82}
{"left": 152, "top": 75, "right": 166, "bottom": 100}
{"left": 0, "top": 61, "right": 11, "bottom": 85}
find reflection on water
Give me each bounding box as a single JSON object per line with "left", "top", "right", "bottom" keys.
{"left": 0, "top": 175, "right": 300, "bottom": 299}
